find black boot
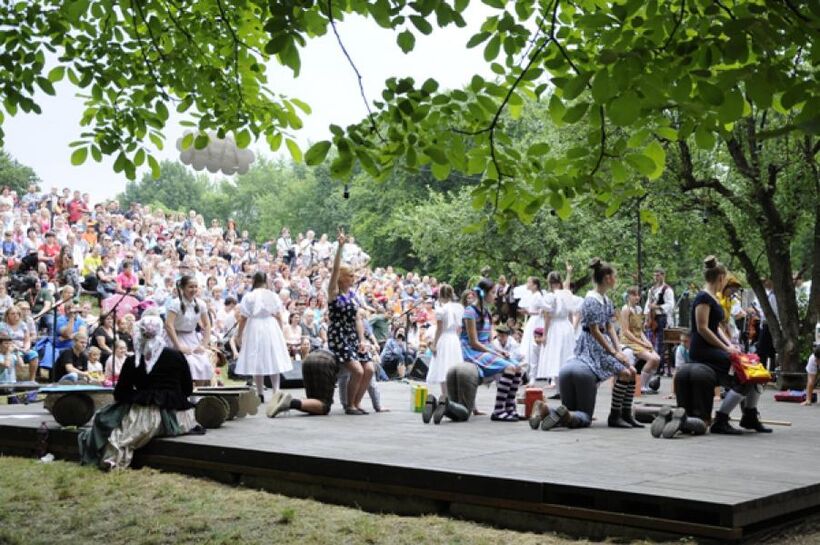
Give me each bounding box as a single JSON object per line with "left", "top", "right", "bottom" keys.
{"left": 739, "top": 408, "right": 773, "bottom": 433}
{"left": 681, "top": 415, "right": 708, "bottom": 435}
{"left": 710, "top": 411, "right": 743, "bottom": 435}
{"left": 608, "top": 410, "right": 632, "bottom": 428}
{"left": 621, "top": 408, "right": 645, "bottom": 428}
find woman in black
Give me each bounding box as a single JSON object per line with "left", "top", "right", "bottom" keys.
{"left": 92, "top": 313, "right": 115, "bottom": 359}
{"left": 689, "top": 256, "right": 771, "bottom": 435}
{"left": 79, "top": 311, "right": 202, "bottom": 470}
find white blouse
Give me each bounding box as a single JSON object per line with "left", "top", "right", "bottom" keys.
{"left": 168, "top": 297, "right": 207, "bottom": 333}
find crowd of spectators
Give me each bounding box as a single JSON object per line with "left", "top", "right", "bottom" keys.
{"left": 0, "top": 183, "right": 459, "bottom": 387}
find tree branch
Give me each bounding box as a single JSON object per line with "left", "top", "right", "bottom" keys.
{"left": 782, "top": 0, "right": 811, "bottom": 22}
{"left": 326, "top": 0, "right": 385, "bottom": 142}
{"left": 660, "top": 0, "right": 686, "bottom": 50}
{"left": 713, "top": 0, "right": 736, "bottom": 20}
{"left": 128, "top": 8, "right": 170, "bottom": 101}
{"left": 677, "top": 140, "right": 752, "bottom": 213}
{"left": 726, "top": 137, "right": 759, "bottom": 182}
{"left": 214, "top": 0, "right": 249, "bottom": 115}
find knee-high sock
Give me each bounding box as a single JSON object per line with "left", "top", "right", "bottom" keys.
{"left": 742, "top": 386, "right": 761, "bottom": 409}
{"left": 640, "top": 371, "right": 652, "bottom": 389}
{"left": 719, "top": 389, "right": 745, "bottom": 415}
{"left": 269, "top": 373, "right": 280, "bottom": 394}
{"left": 611, "top": 380, "right": 628, "bottom": 412}
{"left": 506, "top": 372, "right": 522, "bottom": 413}
{"left": 622, "top": 382, "right": 635, "bottom": 414}
{"left": 494, "top": 374, "right": 513, "bottom": 415}
{"left": 254, "top": 375, "right": 265, "bottom": 397}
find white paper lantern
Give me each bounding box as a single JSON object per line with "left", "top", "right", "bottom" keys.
{"left": 191, "top": 154, "right": 207, "bottom": 171}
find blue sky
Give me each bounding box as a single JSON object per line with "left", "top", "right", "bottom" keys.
{"left": 3, "top": 10, "right": 494, "bottom": 200}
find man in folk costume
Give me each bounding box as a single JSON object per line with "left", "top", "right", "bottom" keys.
{"left": 644, "top": 267, "right": 674, "bottom": 376}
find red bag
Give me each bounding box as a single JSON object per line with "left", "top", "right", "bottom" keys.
{"left": 730, "top": 353, "right": 772, "bottom": 384}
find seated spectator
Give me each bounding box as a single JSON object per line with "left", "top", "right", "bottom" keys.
{"left": 86, "top": 346, "right": 105, "bottom": 382}
{"left": 380, "top": 328, "right": 415, "bottom": 378}
{"left": 0, "top": 331, "right": 20, "bottom": 383}
{"left": 3, "top": 304, "right": 40, "bottom": 381}
{"left": 105, "top": 340, "right": 128, "bottom": 386}
{"left": 93, "top": 313, "right": 116, "bottom": 359}
{"left": 54, "top": 332, "right": 90, "bottom": 383}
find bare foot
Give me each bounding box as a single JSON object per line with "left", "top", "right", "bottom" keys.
{"left": 473, "top": 409, "right": 487, "bottom": 416}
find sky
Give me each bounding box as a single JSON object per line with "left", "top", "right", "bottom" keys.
{"left": 2, "top": 8, "right": 495, "bottom": 200}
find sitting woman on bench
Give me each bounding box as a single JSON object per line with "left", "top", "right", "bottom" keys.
{"left": 79, "top": 312, "right": 201, "bottom": 471}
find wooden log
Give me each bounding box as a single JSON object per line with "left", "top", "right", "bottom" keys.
{"left": 51, "top": 394, "right": 95, "bottom": 427}
{"left": 194, "top": 396, "right": 228, "bottom": 429}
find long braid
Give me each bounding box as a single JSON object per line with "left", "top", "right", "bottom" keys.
{"left": 177, "top": 282, "right": 186, "bottom": 314}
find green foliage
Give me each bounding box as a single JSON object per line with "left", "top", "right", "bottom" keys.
{"left": 0, "top": 150, "right": 40, "bottom": 194}
{"left": 120, "top": 160, "right": 210, "bottom": 213}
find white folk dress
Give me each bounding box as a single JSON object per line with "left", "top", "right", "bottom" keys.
{"left": 538, "top": 289, "right": 584, "bottom": 380}
{"left": 426, "top": 302, "right": 464, "bottom": 385}
{"left": 520, "top": 290, "right": 548, "bottom": 370}
{"left": 235, "top": 288, "right": 293, "bottom": 376}
{"left": 167, "top": 296, "right": 212, "bottom": 381}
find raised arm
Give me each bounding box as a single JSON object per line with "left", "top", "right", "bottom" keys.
{"left": 328, "top": 230, "right": 346, "bottom": 301}
{"left": 563, "top": 261, "right": 573, "bottom": 291}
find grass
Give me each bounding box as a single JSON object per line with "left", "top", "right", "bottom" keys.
{"left": 1, "top": 457, "right": 819, "bottom": 545}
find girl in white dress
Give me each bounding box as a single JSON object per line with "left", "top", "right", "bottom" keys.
{"left": 165, "top": 275, "right": 212, "bottom": 386}
{"left": 426, "top": 284, "right": 464, "bottom": 397}
{"left": 538, "top": 271, "right": 584, "bottom": 386}
{"left": 520, "top": 277, "right": 548, "bottom": 385}
{"left": 235, "top": 272, "right": 293, "bottom": 403}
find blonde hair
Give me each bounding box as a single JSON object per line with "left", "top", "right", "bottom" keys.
{"left": 87, "top": 347, "right": 101, "bottom": 358}
{"left": 337, "top": 264, "right": 355, "bottom": 290}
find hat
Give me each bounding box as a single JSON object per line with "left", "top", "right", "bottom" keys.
{"left": 534, "top": 327, "right": 545, "bottom": 336}
{"left": 495, "top": 324, "right": 511, "bottom": 334}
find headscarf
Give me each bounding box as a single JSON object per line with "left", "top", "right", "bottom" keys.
{"left": 133, "top": 312, "right": 166, "bottom": 373}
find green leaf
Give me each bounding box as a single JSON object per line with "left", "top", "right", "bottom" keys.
{"left": 563, "top": 72, "right": 592, "bottom": 101}
{"left": 654, "top": 127, "right": 678, "bottom": 140}
{"left": 527, "top": 142, "right": 550, "bottom": 157}
{"left": 409, "top": 15, "right": 433, "bottom": 35}
{"left": 134, "top": 148, "right": 145, "bottom": 166}
{"left": 397, "top": 30, "right": 415, "bottom": 53}
{"left": 47, "top": 66, "right": 65, "bottom": 82}
{"left": 305, "top": 141, "right": 331, "bottom": 166}
{"left": 694, "top": 125, "right": 716, "bottom": 150}
{"left": 431, "top": 161, "right": 451, "bottom": 181}
{"left": 562, "top": 102, "right": 589, "bottom": 123}
{"left": 698, "top": 81, "right": 724, "bottom": 106}
{"left": 182, "top": 133, "right": 194, "bottom": 150}
{"left": 640, "top": 209, "right": 660, "bottom": 233}
{"left": 466, "top": 31, "right": 491, "bottom": 48}
{"left": 590, "top": 69, "right": 612, "bottom": 104}
{"left": 147, "top": 155, "right": 160, "bottom": 179}
{"left": 290, "top": 98, "right": 312, "bottom": 114}
{"left": 194, "top": 134, "right": 209, "bottom": 150}
{"left": 718, "top": 89, "right": 744, "bottom": 124}
{"left": 285, "top": 138, "right": 302, "bottom": 162}
{"left": 265, "top": 34, "right": 289, "bottom": 55}
{"left": 625, "top": 152, "right": 655, "bottom": 176}
{"left": 611, "top": 161, "right": 628, "bottom": 183}
{"left": 70, "top": 147, "right": 87, "bottom": 166}
{"left": 36, "top": 77, "right": 55, "bottom": 96}
{"left": 235, "top": 130, "right": 251, "bottom": 148}
{"left": 643, "top": 140, "right": 666, "bottom": 180}
{"left": 746, "top": 78, "right": 772, "bottom": 108}
{"left": 425, "top": 146, "right": 449, "bottom": 165}
{"left": 608, "top": 92, "right": 639, "bottom": 126}
{"left": 484, "top": 35, "right": 501, "bottom": 61}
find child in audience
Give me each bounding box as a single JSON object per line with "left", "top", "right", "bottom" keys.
{"left": 86, "top": 346, "right": 105, "bottom": 383}
{"left": 104, "top": 340, "right": 128, "bottom": 386}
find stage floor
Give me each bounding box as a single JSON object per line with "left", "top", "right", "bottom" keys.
{"left": 2, "top": 379, "right": 818, "bottom": 542}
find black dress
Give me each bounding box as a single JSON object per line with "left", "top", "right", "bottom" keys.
{"left": 327, "top": 292, "right": 368, "bottom": 366}
{"left": 689, "top": 290, "right": 732, "bottom": 379}
{"left": 113, "top": 348, "right": 194, "bottom": 410}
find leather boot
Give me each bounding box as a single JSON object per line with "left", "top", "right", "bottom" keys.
{"left": 443, "top": 399, "right": 470, "bottom": 422}
{"left": 607, "top": 410, "right": 632, "bottom": 428}
{"left": 710, "top": 411, "right": 743, "bottom": 435}
{"left": 681, "top": 415, "right": 708, "bottom": 435}
{"left": 739, "top": 408, "right": 773, "bottom": 433}
{"left": 621, "top": 408, "right": 645, "bottom": 428}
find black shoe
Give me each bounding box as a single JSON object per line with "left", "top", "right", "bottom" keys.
{"left": 432, "top": 397, "right": 448, "bottom": 425}
{"left": 607, "top": 410, "right": 632, "bottom": 428}
{"left": 681, "top": 416, "right": 708, "bottom": 435}
{"left": 188, "top": 425, "right": 207, "bottom": 435}
{"left": 710, "top": 411, "right": 743, "bottom": 435}
{"left": 547, "top": 393, "right": 561, "bottom": 400}
{"left": 739, "top": 408, "right": 773, "bottom": 433}
{"left": 621, "top": 409, "right": 645, "bottom": 428}
{"left": 422, "top": 395, "right": 437, "bottom": 424}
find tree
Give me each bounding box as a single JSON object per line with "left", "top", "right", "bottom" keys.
{"left": 0, "top": 150, "right": 40, "bottom": 194}
{"left": 3, "top": 1, "right": 818, "bottom": 380}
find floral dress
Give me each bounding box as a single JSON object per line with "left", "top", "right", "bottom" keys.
{"left": 574, "top": 291, "right": 625, "bottom": 381}
{"left": 327, "top": 291, "right": 368, "bottom": 366}
{"left": 459, "top": 305, "right": 515, "bottom": 379}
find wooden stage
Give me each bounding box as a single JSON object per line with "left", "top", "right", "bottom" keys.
{"left": 1, "top": 380, "right": 818, "bottom": 543}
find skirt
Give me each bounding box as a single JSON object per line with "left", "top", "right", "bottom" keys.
{"left": 173, "top": 331, "right": 213, "bottom": 381}
{"left": 538, "top": 318, "right": 577, "bottom": 379}
{"left": 235, "top": 316, "right": 293, "bottom": 376}
{"left": 427, "top": 331, "right": 462, "bottom": 385}
{"left": 78, "top": 403, "right": 197, "bottom": 470}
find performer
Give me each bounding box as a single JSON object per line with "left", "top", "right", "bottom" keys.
{"left": 79, "top": 313, "right": 201, "bottom": 470}
{"left": 425, "top": 284, "right": 464, "bottom": 399}
{"left": 520, "top": 276, "right": 548, "bottom": 385}
{"left": 165, "top": 275, "right": 212, "bottom": 387}
{"left": 644, "top": 267, "right": 674, "bottom": 376}
{"left": 620, "top": 286, "right": 661, "bottom": 394}
{"left": 689, "top": 256, "right": 771, "bottom": 434}
{"left": 460, "top": 278, "right": 523, "bottom": 421}
{"left": 266, "top": 349, "right": 340, "bottom": 418}
{"left": 531, "top": 259, "right": 641, "bottom": 431}
{"left": 322, "top": 230, "right": 373, "bottom": 414}
{"left": 234, "top": 271, "right": 293, "bottom": 407}
{"left": 538, "top": 270, "right": 583, "bottom": 388}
